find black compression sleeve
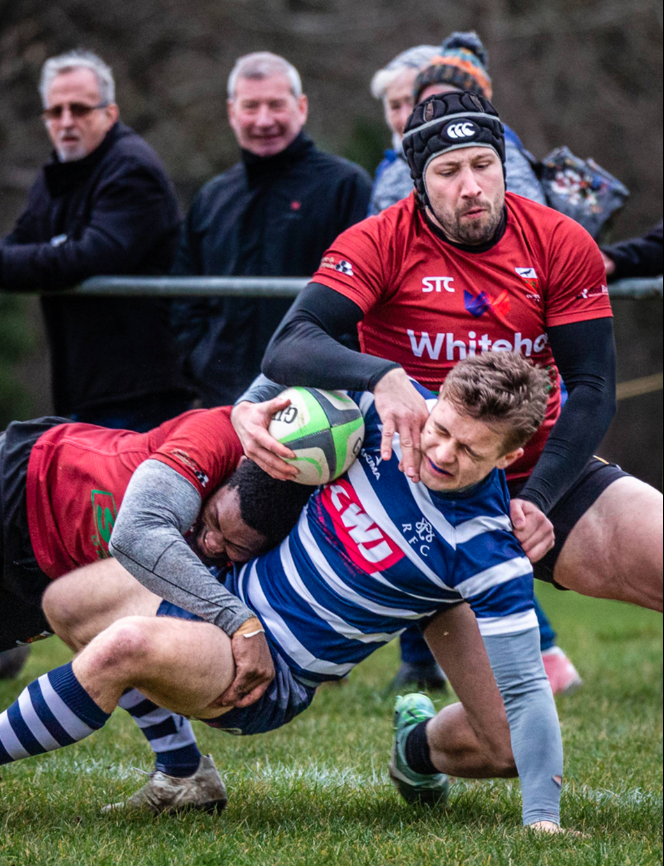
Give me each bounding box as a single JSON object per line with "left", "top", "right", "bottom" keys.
{"left": 262, "top": 282, "right": 400, "bottom": 391}
{"left": 517, "top": 318, "right": 617, "bottom": 514}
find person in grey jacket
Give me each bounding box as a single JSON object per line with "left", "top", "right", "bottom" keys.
{"left": 369, "top": 44, "right": 440, "bottom": 215}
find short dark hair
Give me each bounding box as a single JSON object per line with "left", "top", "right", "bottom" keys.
{"left": 226, "top": 460, "right": 313, "bottom": 549}
{"left": 440, "top": 352, "right": 550, "bottom": 452}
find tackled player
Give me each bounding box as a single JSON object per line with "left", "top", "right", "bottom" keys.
{"left": 2, "top": 354, "right": 568, "bottom": 833}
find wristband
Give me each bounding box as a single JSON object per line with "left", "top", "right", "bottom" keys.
{"left": 234, "top": 616, "right": 265, "bottom": 639}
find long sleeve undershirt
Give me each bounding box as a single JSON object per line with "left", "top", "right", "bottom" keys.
{"left": 262, "top": 283, "right": 399, "bottom": 391}
{"left": 483, "top": 627, "right": 563, "bottom": 826}
{"left": 109, "top": 459, "right": 255, "bottom": 635}
{"left": 262, "top": 283, "right": 617, "bottom": 514}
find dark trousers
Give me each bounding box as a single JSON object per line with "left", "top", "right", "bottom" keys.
{"left": 70, "top": 391, "right": 193, "bottom": 433}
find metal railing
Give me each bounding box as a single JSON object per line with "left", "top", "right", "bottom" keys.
{"left": 33, "top": 274, "right": 663, "bottom": 299}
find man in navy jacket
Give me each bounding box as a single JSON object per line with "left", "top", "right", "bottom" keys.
{"left": 172, "top": 52, "right": 372, "bottom": 407}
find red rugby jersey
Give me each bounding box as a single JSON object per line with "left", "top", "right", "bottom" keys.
{"left": 26, "top": 408, "right": 242, "bottom": 580}
{"left": 312, "top": 192, "right": 612, "bottom": 482}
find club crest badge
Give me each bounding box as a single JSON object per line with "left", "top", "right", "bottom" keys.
{"left": 515, "top": 267, "right": 540, "bottom": 293}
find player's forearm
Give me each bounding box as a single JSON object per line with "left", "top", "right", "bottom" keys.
{"left": 262, "top": 283, "right": 399, "bottom": 391}
{"left": 483, "top": 628, "right": 563, "bottom": 826}
{"left": 109, "top": 460, "right": 255, "bottom": 636}
{"left": 518, "top": 382, "right": 615, "bottom": 513}
{"left": 518, "top": 318, "right": 617, "bottom": 514}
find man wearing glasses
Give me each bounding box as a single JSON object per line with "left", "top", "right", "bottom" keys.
{"left": 0, "top": 52, "right": 190, "bottom": 678}
{"left": 0, "top": 50, "right": 189, "bottom": 432}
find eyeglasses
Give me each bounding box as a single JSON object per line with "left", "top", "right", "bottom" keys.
{"left": 41, "top": 102, "right": 109, "bottom": 122}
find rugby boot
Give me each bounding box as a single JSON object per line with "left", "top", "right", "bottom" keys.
{"left": 542, "top": 647, "right": 583, "bottom": 695}
{"left": 389, "top": 661, "right": 448, "bottom": 693}
{"left": 389, "top": 693, "right": 450, "bottom": 807}
{"left": 0, "top": 646, "right": 31, "bottom": 680}
{"left": 103, "top": 754, "right": 227, "bottom": 815}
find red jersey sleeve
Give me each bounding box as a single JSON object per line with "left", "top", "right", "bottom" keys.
{"left": 149, "top": 407, "right": 243, "bottom": 499}
{"left": 543, "top": 215, "right": 613, "bottom": 327}
{"left": 312, "top": 217, "right": 388, "bottom": 314}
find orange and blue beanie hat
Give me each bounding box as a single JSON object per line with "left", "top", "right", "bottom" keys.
{"left": 414, "top": 32, "right": 493, "bottom": 104}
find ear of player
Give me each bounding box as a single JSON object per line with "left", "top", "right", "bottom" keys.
{"left": 269, "top": 388, "right": 365, "bottom": 485}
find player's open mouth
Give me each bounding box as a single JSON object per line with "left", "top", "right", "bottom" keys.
{"left": 427, "top": 458, "right": 453, "bottom": 477}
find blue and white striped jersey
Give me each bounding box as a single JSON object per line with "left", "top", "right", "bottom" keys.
{"left": 229, "top": 385, "right": 537, "bottom": 686}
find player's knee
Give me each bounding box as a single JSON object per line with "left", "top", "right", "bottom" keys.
{"left": 88, "top": 618, "right": 154, "bottom": 679}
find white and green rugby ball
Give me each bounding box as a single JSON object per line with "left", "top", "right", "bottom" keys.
{"left": 269, "top": 387, "right": 365, "bottom": 486}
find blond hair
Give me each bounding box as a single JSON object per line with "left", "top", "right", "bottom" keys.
{"left": 440, "top": 352, "right": 550, "bottom": 452}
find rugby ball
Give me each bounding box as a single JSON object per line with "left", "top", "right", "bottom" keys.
{"left": 269, "top": 388, "right": 365, "bottom": 486}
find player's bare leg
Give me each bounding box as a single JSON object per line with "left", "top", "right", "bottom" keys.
{"left": 423, "top": 605, "right": 516, "bottom": 778}
{"left": 42, "top": 564, "right": 228, "bottom": 813}
{"left": 0, "top": 618, "right": 233, "bottom": 756}
{"left": 42, "top": 559, "right": 162, "bottom": 652}
{"left": 389, "top": 605, "right": 516, "bottom": 788}
{"left": 0, "top": 614, "right": 235, "bottom": 812}
{"left": 72, "top": 616, "right": 236, "bottom": 718}
{"left": 554, "top": 477, "right": 663, "bottom": 611}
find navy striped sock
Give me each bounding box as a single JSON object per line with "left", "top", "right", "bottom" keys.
{"left": 118, "top": 689, "right": 202, "bottom": 778}
{"left": 0, "top": 663, "right": 110, "bottom": 765}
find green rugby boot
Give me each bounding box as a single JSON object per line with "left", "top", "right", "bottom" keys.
{"left": 389, "top": 693, "right": 450, "bottom": 807}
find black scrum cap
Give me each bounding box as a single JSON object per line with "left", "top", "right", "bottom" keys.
{"left": 403, "top": 90, "right": 505, "bottom": 208}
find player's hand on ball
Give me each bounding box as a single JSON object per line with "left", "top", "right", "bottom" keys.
{"left": 231, "top": 396, "right": 299, "bottom": 481}
{"left": 217, "top": 628, "right": 275, "bottom": 710}
{"left": 373, "top": 368, "right": 429, "bottom": 483}
{"left": 511, "top": 499, "right": 555, "bottom": 563}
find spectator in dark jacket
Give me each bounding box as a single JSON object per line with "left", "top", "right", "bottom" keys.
{"left": 601, "top": 221, "right": 663, "bottom": 280}
{"left": 172, "top": 52, "right": 373, "bottom": 407}
{"left": 0, "top": 50, "right": 190, "bottom": 430}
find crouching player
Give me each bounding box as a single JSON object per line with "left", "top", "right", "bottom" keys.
{"left": 1, "top": 353, "right": 569, "bottom": 832}
{"left": 0, "top": 404, "right": 310, "bottom": 811}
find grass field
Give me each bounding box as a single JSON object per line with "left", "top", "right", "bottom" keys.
{"left": 0, "top": 583, "right": 661, "bottom": 866}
